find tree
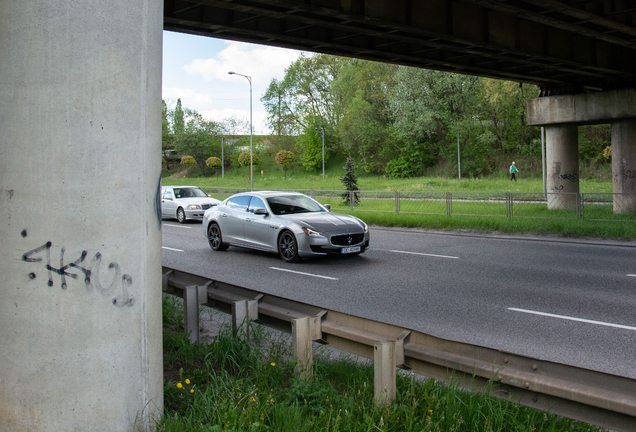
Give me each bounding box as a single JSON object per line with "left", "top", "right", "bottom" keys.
{"left": 275, "top": 150, "right": 295, "bottom": 179}
{"left": 238, "top": 151, "right": 260, "bottom": 167}
{"left": 172, "top": 98, "right": 185, "bottom": 136}
{"left": 161, "top": 100, "right": 175, "bottom": 169}
{"left": 298, "top": 123, "right": 323, "bottom": 171}
{"left": 180, "top": 155, "right": 196, "bottom": 166}
{"left": 332, "top": 60, "right": 398, "bottom": 173}
{"left": 206, "top": 157, "right": 222, "bottom": 176}
{"left": 340, "top": 157, "right": 360, "bottom": 206}
{"left": 174, "top": 109, "right": 222, "bottom": 171}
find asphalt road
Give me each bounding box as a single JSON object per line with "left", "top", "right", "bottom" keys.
{"left": 162, "top": 221, "right": 636, "bottom": 379}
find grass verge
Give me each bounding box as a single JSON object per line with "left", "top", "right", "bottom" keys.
{"left": 158, "top": 296, "right": 605, "bottom": 432}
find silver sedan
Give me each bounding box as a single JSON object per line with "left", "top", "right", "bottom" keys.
{"left": 202, "top": 191, "right": 370, "bottom": 262}
{"left": 161, "top": 186, "right": 221, "bottom": 223}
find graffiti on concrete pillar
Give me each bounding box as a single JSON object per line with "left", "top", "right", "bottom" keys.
{"left": 617, "top": 170, "right": 636, "bottom": 181}
{"left": 551, "top": 185, "right": 564, "bottom": 192}
{"left": 20, "top": 230, "right": 134, "bottom": 307}
{"left": 559, "top": 173, "right": 579, "bottom": 182}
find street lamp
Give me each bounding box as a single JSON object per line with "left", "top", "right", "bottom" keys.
{"left": 450, "top": 113, "right": 461, "bottom": 180}
{"left": 314, "top": 125, "right": 325, "bottom": 178}
{"left": 215, "top": 134, "right": 224, "bottom": 179}
{"left": 228, "top": 71, "right": 253, "bottom": 190}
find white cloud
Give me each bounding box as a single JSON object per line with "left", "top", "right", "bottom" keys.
{"left": 183, "top": 41, "right": 304, "bottom": 88}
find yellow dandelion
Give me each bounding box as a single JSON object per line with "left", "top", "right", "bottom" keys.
{"left": 185, "top": 379, "right": 190, "bottom": 384}
{"left": 252, "top": 397, "right": 256, "bottom": 402}
{"left": 190, "top": 389, "right": 194, "bottom": 394}
{"left": 270, "top": 399, "right": 274, "bottom": 403}
{"left": 428, "top": 410, "right": 433, "bottom": 413}
{"left": 270, "top": 362, "right": 276, "bottom": 367}
{"left": 177, "top": 383, "right": 183, "bottom": 389}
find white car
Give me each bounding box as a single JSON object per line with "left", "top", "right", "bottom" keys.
{"left": 202, "top": 191, "right": 369, "bottom": 262}
{"left": 161, "top": 186, "right": 221, "bottom": 223}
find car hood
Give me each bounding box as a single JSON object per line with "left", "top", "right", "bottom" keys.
{"left": 284, "top": 212, "right": 365, "bottom": 233}
{"left": 177, "top": 197, "right": 220, "bottom": 206}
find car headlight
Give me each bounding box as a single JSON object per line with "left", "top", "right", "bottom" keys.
{"left": 302, "top": 227, "right": 324, "bottom": 238}
{"left": 187, "top": 204, "right": 201, "bottom": 210}
{"left": 362, "top": 222, "right": 368, "bottom": 233}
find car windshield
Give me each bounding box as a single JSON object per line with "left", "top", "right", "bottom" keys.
{"left": 267, "top": 195, "right": 326, "bottom": 215}
{"left": 174, "top": 187, "right": 207, "bottom": 198}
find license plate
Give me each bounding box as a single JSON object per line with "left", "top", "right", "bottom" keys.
{"left": 341, "top": 246, "right": 360, "bottom": 254}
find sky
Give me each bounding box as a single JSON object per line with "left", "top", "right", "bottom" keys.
{"left": 162, "top": 31, "right": 307, "bottom": 134}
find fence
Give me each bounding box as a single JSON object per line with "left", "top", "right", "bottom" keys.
{"left": 163, "top": 266, "right": 636, "bottom": 432}
{"left": 200, "top": 187, "right": 636, "bottom": 222}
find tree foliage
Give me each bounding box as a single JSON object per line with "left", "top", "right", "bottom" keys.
{"left": 275, "top": 150, "right": 295, "bottom": 179}
{"left": 180, "top": 156, "right": 196, "bottom": 166}
{"left": 340, "top": 157, "right": 360, "bottom": 205}
{"left": 238, "top": 152, "right": 260, "bottom": 167}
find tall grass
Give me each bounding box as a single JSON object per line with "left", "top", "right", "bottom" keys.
{"left": 157, "top": 298, "right": 605, "bottom": 432}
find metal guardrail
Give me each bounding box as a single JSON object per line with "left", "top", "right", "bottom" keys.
{"left": 199, "top": 187, "right": 636, "bottom": 222}
{"left": 162, "top": 266, "right": 636, "bottom": 432}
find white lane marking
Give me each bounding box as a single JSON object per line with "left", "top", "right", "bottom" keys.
{"left": 270, "top": 267, "right": 338, "bottom": 280}
{"left": 509, "top": 308, "right": 636, "bottom": 332}
{"left": 162, "top": 246, "right": 184, "bottom": 252}
{"left": 384, "top": 249, "right": 459, "bottom": 259}
{"left": 628, "top": 274, "right": 636, "bottom": 278}
{"left": 163, "top": 224, "right": 193, "bottom": 229}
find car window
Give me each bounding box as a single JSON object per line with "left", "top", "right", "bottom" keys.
{"left": 267, "top": 195, "right": 326, "bottom": 215}
{"left": 163, "top": 190, "right": 173, "bottom": 199}
{"left": 226, "top": 195, "right": 252, "bottom": 212}
{"left": 247, "top": 197, "right": 266, "bottom": 213}
{"left": 174, "top": 187, "right": 207, "bottom": 198}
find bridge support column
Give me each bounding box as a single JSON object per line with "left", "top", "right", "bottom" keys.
{"left": 545, "top": 125, "right": 580, "bottom": 211}
{"left": 0, "top": 1, "right": 164, "bottom": 431}
{"left": 611, "top": 119, "right": 636, "bottom": 213}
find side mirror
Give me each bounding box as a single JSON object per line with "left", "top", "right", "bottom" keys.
{"left": 253, "top": 208, "right": 268, "bottom": 215}
{"left": 323, "top": 204, "right": 331, "bottom": 211}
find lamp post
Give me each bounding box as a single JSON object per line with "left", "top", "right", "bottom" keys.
{"left": 314, "top": 125, "right": 325, "bottom": 178}
{"left": 215, "top": 134, "right": 224, "bottom": 179}
{"left": 450, "top": 113, "right": 461, "bottom": 180}
{"left": 228, "top": 71, "right": 253, "bottom": 190}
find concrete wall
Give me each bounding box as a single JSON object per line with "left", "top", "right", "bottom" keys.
{"left": 0, "top": 1, "right": 164, "bottom": 430}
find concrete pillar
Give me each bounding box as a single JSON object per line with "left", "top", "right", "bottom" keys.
{"left": 545, "top": 125, "right": 580, "bottom": 211}
{"left": 374, "top": 341, "right": 396, "bottom": 405}
{"left": 0, "top": 1, "right": 164, "bottom": 431}
{"left": 292, "top": 317, "right": 313, "bottom": 382}
{"left": 611, "top": 119, "right": 636, "bottom": 213}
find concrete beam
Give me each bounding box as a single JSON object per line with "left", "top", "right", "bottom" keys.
{"left": 528, "top": 89, "right": 636, "bottom": 126}
{"left": 0, "top": 0, "right": 164, "bottom": 430}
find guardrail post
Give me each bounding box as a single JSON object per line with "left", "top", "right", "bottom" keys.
{"left": 232, "top": 299, "right": 259, "bottom": 336}
{"left": 218, "top": 187, "right": 222, "bottom": 200}
{"left": 350, "top": 191, "right": 354, "bottom": 210}
{"left": 162, "top": 270, "right": 172, "bottom": 293}
{"left": 292, "top": 317, "right": 314, "bottom": 382}
{"left": 184, "top": 285, "right": 200, "bottom": 344}
{"left": 446, "top": 192, "right": 452, "bottom": 216}
{"left": 507, "top": 192, "right": 512, "bottom": 218}
{"left": 577, "top": 193, "right": 582, "bottom": 218}
{"left": 374, "top": 340, "right": 396, "bottom": 405}
{"left": 395, "top": 191, "right": 400, "bottom": 214}
{"left": 581, "top": 193, "right": 585, "bottom": 219}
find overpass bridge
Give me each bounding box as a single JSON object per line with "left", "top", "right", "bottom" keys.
{"left": 2, "top": 1, "right": 636, "bottom": 430}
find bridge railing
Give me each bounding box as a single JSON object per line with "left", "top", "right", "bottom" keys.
{"left": 162, "top": 266, "right": 636, "bottom": 432}
{"left": 197, "top": 187, "right": 636, "bottom": 222}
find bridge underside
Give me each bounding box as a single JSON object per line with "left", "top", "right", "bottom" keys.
{"left": 164, "top": 0, "right": 636, "bottom": 94}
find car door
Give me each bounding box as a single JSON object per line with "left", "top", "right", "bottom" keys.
{"left": 161, "top": 188, "right": 176, "bottom": 218}
{"left": 244, "top": 196, "right": 277, "bottom": 251}
{"left": 219, "top": 195, "right": 252, "bottom": 244}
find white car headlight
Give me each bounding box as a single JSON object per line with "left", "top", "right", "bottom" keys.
{"left": 187, "top": 204, "right": 201, "bottom": 210}
{"left": 302, "top": 227, "right": 324, "bottom": 238}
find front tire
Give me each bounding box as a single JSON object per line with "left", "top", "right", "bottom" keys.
{"left": 208, "top": 223, "right": 229, "bottom": 251}
{"left": 278, "top": 231, "right": 300, "bottom": 263}
{"left": 177, "top": 207, "right": 186, "bottom": 223}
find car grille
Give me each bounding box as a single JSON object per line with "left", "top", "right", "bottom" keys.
{"left": 201, "top": 203, "right": 215, "bottom": 210}
{"left": 330, "top": 232, "right": 364, "bottom": 246}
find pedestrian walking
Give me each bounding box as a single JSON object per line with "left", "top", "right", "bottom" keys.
{"left": 509, "top": 162, "right": 519, "bottom": 181}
